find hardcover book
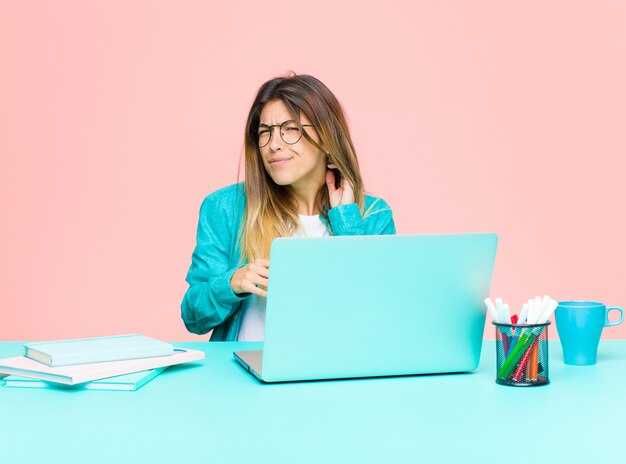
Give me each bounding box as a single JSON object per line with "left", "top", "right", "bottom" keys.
{"left": 2, "top": 367, "right": 167, "bottom": 391}
{"left": 0, "top": 348, "right": 204, "bottom": 385}
{"left": 24, "top": 334, "right": 174, "bottom": 366}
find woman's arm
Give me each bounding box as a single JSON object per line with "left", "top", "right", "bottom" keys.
{"left": 181, "top": 191, "right": 247, "bottom": 335}
{"left": 328, "top": 197, "right": 396, "bottom": 236}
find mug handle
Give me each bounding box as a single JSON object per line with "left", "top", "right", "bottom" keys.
{"left": 605, "top": 306, "right": 624, "bottom": 327}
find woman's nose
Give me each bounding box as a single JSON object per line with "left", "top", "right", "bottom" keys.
{"left": 269, "top": 126, "right": 285, "bottom": 151}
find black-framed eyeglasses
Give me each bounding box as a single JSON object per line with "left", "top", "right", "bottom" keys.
{"left": 257, "top": 120, "right": 314, "bottom": 148}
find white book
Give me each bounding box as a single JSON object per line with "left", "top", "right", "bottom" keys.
{"left": 0, "top": 348, "right": 204, "bottom": 385}
{"left": 24, "top": 334, "right": 174, "bottom": 366}
{"left": 2, "top": 367, "right": 167, "bottom": 391}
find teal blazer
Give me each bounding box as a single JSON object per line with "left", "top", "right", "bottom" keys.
{"left": 181, "top": 183, "right": 396, "bottom": 341}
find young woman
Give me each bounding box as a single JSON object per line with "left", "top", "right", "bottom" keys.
{"left": 181, "top": 74, "right": 396, "bottom": 341}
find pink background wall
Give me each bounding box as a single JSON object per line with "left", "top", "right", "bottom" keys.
{"left": 1, "top": 1, "right": 624, "bottom": 342}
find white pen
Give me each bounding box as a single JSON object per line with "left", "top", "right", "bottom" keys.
{"left": 484, "top": 298, "right": 499, "bottom": 323}
{"left": 518, "top": 303, "right": 530, "bottom": 325}
{"left": 534, "top": 296, "right": 542, "bottom": 320}
{"left": 502, "top": 304, "right": 511, "bottom": 324}
{"left": 495, "top": 298, "right": 505, "bottom": 324}
{"left": 496, "top": 298, "right": 506, "bottom": 324}
{"left": 535, "top": 295, "right": 551, "bottom": 323}
{"left": 538, "top": 299, "right": 559, "bottom": 324}
{"left": 527, "top": 298, "right": 537, "bottom": 324}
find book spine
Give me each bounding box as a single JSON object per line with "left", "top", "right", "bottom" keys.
{"left": 0, "top": 367, "right": 73, "bottom": 384}
{"left": 48, "top": 346, "right": 173, "bottom": 367}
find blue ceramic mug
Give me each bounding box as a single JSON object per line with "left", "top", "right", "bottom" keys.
{"left": 555, "top": 301, "right": 623, "bottom": 365}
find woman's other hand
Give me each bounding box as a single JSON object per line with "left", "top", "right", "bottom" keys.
{"left": 326, "top": 163, "right": 355, "bottom": 208}
{"left": 230, "top": 259, "right": 269, "bottom": 297}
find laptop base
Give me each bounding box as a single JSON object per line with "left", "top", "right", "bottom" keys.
{"left": 233, "top": 350, "right": 263, "bottom": 380}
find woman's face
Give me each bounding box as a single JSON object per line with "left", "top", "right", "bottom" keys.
{"left": 258, "top": 99, "right": 327, "bottom": 191}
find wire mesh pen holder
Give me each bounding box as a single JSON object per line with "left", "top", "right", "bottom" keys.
{"left": 494, "top": 322, "right": 550, "bottom": 387}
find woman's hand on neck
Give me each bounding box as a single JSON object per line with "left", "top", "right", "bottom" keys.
{"left": 325, "top": 164, "right": 355, "bottom": 208}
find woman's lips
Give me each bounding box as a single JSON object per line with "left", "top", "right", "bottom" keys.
{"left": 268, "top": 157, "right": 293, "bottom": 166}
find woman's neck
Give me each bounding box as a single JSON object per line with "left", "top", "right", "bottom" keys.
{"left": 290, "top": 180, "right": 324, "bottom": 216}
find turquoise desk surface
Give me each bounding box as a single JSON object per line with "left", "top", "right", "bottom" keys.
{"left": 1, "top": 341, "right": 624, "bottom": 464}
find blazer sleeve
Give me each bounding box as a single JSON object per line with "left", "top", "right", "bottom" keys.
{"left": 181, "top": 193, "right": 247, "bottom": 335}
{"left": 327, "top": 197, "right": 396, "bottom": 236}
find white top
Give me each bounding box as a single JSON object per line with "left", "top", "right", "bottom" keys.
{"left": 237, "top": 214, "right": 329, "bottom": 342}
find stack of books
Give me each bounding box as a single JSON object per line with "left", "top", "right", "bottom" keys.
{"left": 0, "top": 334, "right": 204, "bottom": 391}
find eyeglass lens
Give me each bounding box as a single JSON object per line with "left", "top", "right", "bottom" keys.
{"left": 258, "top": 121, "right": 304, "bottom": 147}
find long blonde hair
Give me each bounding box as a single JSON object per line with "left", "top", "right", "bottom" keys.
{"left": 239, "top": 74, "right": 366, "bottom": 263}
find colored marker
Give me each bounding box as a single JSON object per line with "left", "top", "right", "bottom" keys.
{"left": 529, "top": 341, "right": 539, "bottom": 380}
{"left": 507, "top": 316, "right": 523, "bottom": 353}
{"left": 512, "top": 338, "right": 537, "bottom": 381}
{"left": 497, "top": 327, "right": 542, "bottom": 379}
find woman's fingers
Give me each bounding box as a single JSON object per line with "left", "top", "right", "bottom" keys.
{"left": 230, "top": 260, "right": 270, "bottom": 297}
{"left": 250, "top": 274, "right": 268, "bottom": 288}
{"left": 325, "top": 169, "right": 338, "bottom": 194}
{"left": 243, "top": 268, "right": 268, "bottom": 287}
{"left": 326, "top": 168, "right": 356, "bottom": 207}
{"left": 340, "top": 177, "right": 355, "bottom": 204}
{"left": 242, "top": 281, "right": 268, "bottom": 298}
{"left": 250, "top": 260, "right": 269, "bottom": 278}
